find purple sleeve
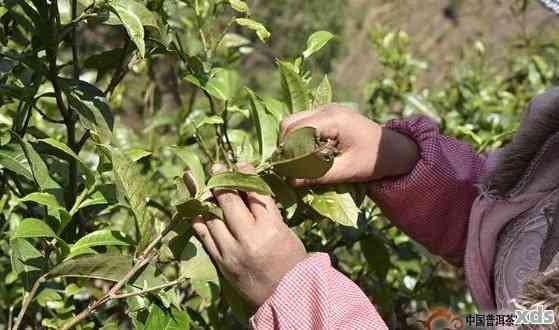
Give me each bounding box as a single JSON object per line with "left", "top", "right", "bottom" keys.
{"left": 250, "top": 253, "right": 388, "bottom": 330}
{"left": 368, "top": 116, "right": 487, "bottom": 265}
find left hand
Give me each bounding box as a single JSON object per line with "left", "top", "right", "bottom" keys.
{"left": 191, "top": 163, "right": 307, "bottom": 307}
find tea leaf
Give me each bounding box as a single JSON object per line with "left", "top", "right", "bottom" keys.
{"left": 18, "top": 138, "right": 59, "bottom": 190}
{"left": 63, "top": 79, "right": 113, "bottom": 145}
{"left": 235, "top": 18, "right": 270, "bottom": 42}
{"left": 70, "top": 230, "right": 131, "bottom": 253}
{"left": 109, "top": 0, "right": 148, "bottom": 58}
{"left": 272, "top": 127, "right": 334, "bottom": 178}
{"left": 111, "top": 150, "right": 150, "bottom": 248}
{"left": 227, "top": 0, "right": 249, "bottom": 13}
{"left": 0, "top": 143, "right": 34, "bottom": 181}
{"left": 38, "top": 138, "right": 95, "bottom": 187}
{"left": 303, "top": 186, "right": 359, "bottom": 228}
{"left": 13, "top": 218, "right": 57, "bottom": 239}
{"left": 302, "top": 31, "right": 334, "bottom": 58}
{"left": 49, "top": 254, "right": 134, "bottom": 282}
{"left": 277, "top": 61, "right": 310, "bottom": 113}
{"left": 262, "top": 173, "right": 297, "bottom": 219}
{"left": 313, "top": 75, "right": 332, "bottom": 106}
{"left": 206, "top": 171, "right": 272, "bottom": 195}
{"left": 246, "top": 88, "right": 278, "bottom": 164}
{"left": 145, "top": 304, "right": 191, "bottom": 330}
{"left": 204, "top": 68, "right": 239, "bottom": 101}
{"left": 19, "top": 192, "right": 63, "bottom": 210}
{"left": 179, "top": 237, "right": 219, "bottom": 284}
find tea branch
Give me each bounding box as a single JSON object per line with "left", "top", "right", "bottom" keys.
{"left": 109, "top": 277, "right": 187, "bottom": 300}
{"left": 60, "top": 221, "right": 179, "bottom": 330}
{"left": 12, "top": 274, "right": 48, "bottom": 330}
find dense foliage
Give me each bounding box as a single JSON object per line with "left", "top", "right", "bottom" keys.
{"left": 1, "top": 0, "right": 559, "bottom": 329}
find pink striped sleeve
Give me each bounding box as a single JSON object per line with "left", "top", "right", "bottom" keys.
{"left": 250, "top": 253, "right": 388, "bottom": 330}
{"left": 368, "top": 116, "right": 486, "bottom": 266}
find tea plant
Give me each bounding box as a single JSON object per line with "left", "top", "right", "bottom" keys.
{"left": 0, "top": 0, "right": 367, "bottom": 328}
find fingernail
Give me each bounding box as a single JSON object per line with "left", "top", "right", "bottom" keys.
{"left": 237, "top": 162, "right": 255, "bottom": 174}
{"left": 211, "top": 163, "right": 227, "bottom": 175}
{"left": 182, "top": 171, "right": 197, "bottom": 196}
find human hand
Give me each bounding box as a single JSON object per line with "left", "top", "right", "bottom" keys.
{"left": 190, "top": 164, "right": 307, "bottom": 307}
{"left": 280, "top": 105, "right": 419, "bottom": 186}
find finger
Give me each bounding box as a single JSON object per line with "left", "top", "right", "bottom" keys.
{"left": 192, "top": 219, "right": 222, "bottom": 261}
{"left": 237, "top": 163, "right": 281, "bottom": 221}
{"left": 182, "top": 171, "right": 197, "bottom": 196}
{"left": 281, "top": 110, "right": 339, "bottom": 141}
{"left": 279, "top": 111, "right": 315, "bottom": 138}
{"left": 211, "top": 165, "right": 255, "bottom": 237}
{"left": 205, "top": 217, "right": 238, "bottom": 251}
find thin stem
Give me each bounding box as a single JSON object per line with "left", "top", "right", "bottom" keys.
{"left": 34, "top": 106, "right": 65, "bottom": 124}
{"left": 61, "top": 221, "right": 177, "bottom": 330}
{"left": 203, "top": 91, "right": 231, "bottom": 166}
{"left": 222, "top": 100, "right": 236, "bottom": 163}
{"left": 104, "top": 39, "right": 131, "bottom": 96}
{"left": 8, "top": 306, "right": 13, "bottom": 330}
{"left": 19, "top": 102, "right": 33, "bottom": 136}
{"left": 12, "top": 274, "right": 48, "bottom": 330}
{"left": 76, "top": 130, "right": 90, "bottom": 153}
{"left": 110, "top": 277, "right": 186, "bottom": 300}
{"left": 146, "top": 199, "right": 173, "bottom": 220}
{"left": 211, "top": 18, "right": 235, "bottom": 56}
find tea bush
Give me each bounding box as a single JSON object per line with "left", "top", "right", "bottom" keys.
{"left": 1, "top": 0, "right": 558, "bottom": 329}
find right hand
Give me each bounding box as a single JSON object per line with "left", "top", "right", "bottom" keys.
{"left": 280, "top": 105, "right": 419, "bottom": 187}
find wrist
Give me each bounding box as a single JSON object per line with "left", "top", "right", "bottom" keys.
{"left": 374, "top": 127, "right": 420, "bottom": 179}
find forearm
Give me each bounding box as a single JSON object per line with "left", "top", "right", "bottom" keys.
{"left": 250, "top": 253, "right": 388, "bottom": 329}
{"left": 368, "top": 116, "right": 487, "bottom": 265}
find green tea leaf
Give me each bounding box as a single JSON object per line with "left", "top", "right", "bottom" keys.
{"left": 49, "top": 254, "right": 134, "bottom": 282}
{"left": 227, "top": 0, "right": 249, "bottom": 13}
{"left": 261, "top": 96, "right": 289, "bottom": 122}
{"left": 19, "top": 192, "right": 63, "bottom": 210}
{"left": 145, "top": 305, "right": 191, "bottom": 330}
{"left": 84, "top": 48, "right": 127, "bottom": 80}
{"left": 313, "top": 75, "right": 332, "bottom": 107}
{"left": 63, "top": 79, "right": 113, "bottom": 145}
{"left": 262, "top": 173, "right": 297, "bottom": 219}
{"left": 179, "top": 237, "right": 218, "bottom": 284}
{"left": 0, "top": 143, "right": 34, "bottom": 181}
{"left": 204, "top": 68, "right": 239, "bottom": 101}
{"left": 302, "top": 31, "right": 334, "bottom": 58}
{"left": 174, "top": 199, "right": 223, "bottom": 221}
{"left": 271, "top": 127, "right": 334, "bottom": 178}
{"left": 111, "top": 150, "right": 150, "bottom": 247}
{"left": 109, "top": 0, "right": 149, "bottom": 58}
{"left": 206, "top": 171, "right": 273, "bottom": 195}
{"left": 277, "top": 61, "right": 310, "bottom": 113}
{"left": 235, "top": 18, "right": 270, "bottom": 42}
{"left": 13, "top": 218, "right": 57, "bottom": 239}
{"left": 10, "top": 238, "right": 46, "bottom": 288}
{"left": 125, "top": 148, "right": 152, "bottom": 162}
{"left": 64, "top": 246, "right": 97, "bottom": 261}
{"left": 38, "top": 138, "right": 95, "bottom": 187}
{"left": 246, "top": 88, "right": 278, "bottom": 164}
{"left": 303, "top": 186, "right": 359, "bottom": 227}
{"left": 70, "top": 230, "right": 131, "bottom": 253}
{"left": 18, "top": 138, "right": 59, "bottom": 190}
